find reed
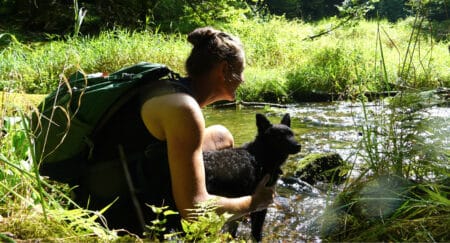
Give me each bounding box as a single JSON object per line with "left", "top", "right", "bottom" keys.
{"left": 322, "top": 12, "right": 449, "bottom": 242}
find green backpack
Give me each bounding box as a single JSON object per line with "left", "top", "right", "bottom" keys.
{"left": 31, "top": 62, "right": 178, "bottom": 169}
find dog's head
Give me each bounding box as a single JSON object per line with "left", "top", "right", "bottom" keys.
{"left": 255, "top": 113, "right": 301, "bottom": 163}
{"left": 253, "top": 113, "right": 301, "bottom": 186}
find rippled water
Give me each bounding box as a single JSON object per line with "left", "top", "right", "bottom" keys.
{"left": 203, "top": 100, "right": 449, "bottom": 241}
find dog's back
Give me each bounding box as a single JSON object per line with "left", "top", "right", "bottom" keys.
{"left": 204, "top": 148, "right": 258, "bottom": 197}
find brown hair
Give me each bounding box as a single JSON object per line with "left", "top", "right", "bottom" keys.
{"left": 185, "top": 27, "right": 244, "bottom": 78}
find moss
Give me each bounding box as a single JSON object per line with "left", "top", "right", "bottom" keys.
{"left": 292, "top": 152, "right": 348, "bottom": 184}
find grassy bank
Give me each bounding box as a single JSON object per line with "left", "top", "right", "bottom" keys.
{"left": 1, "top": 17, "right": 448, "bottom": 101}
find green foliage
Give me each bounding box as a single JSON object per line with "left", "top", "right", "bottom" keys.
{"left": 264, "top": 0, "right": 301, "bottom": 19}
{"left": 0, "top": 33, "right": 20, "bottom": 47}
{"left": 144, "top": 0, "right": 187, "bottom": 32}
{"left": 144, "top": 205, "right": 179, "bottom": 240}
{"left": 0, "top": 30, "right": 190, "bottom": 94}
{"left": 286, "top": 45, "right": 359, "bottom": 98}
{"left": 0, "top": 13, "right": 448, "bottom": 240}
{"left": 372, "top": 0, "right": 408, "bottom": 22}
{"left": 181, "top": 200, "right": 233, "bottom": 242}
{"left": 406, "top": 0, "right": 450, "bottom": 21}
{"left": 0, "top": 108, "right": 119, "bottom": 241}
{"left": 1, "top": 117, "right": 28, "bottom": 162}
{"left": 140, "top": 200, "right": 236, "bottom": 242}
{"left": 1, "top": 0, "right": 254, "bottom": 34}
{"left": 1, "top": 17, "right": 448, "bottom": 99}
{"left": 321, "top": 76, "right": 449, "bottom": 241}
{"left": 147, "top": 0, "right": 253, "bottom": 33}
{"left": 180, "top": 0, "right": 251, "bottom": 32}
{"left": 1, "top": 0, "right": 448, "bottom": 35}
{"left": 339, "top": 0, "right": 450, "bottom": 22}
{"left": 72, "top": 0, "right": 87, "bottom": 38}
{"left": 238, "top": 68, "right": 289, "bottom": 102}
{"left": 259, "top": 0, "right": 349, "bottom": 21}
{"left": 0, "top": 0, "right": 13, "bottom": 15}
{"left": 338, "top": 0, "right": 380, "bottom": 19}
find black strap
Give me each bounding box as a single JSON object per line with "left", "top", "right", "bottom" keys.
{"left": 118, "top": 144, "right": 146, "bottom": 233}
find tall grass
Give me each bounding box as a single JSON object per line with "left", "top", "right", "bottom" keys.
{"left": 1, "top": 17, "right": 448, "bottom": 100}
{"left": 321, "top": 13, "right": 450, "bottom": 242}
{"left": 0, "top": 29, "right": 190, "bottom": 94}
{"left": 0, "top": 93, "right": 124, "bottom": 241}
{"left": 227, "top": 17, "right": 449, "bottom": 101}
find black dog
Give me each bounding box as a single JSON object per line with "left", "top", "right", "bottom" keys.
{"left": 203, "top": 113, "right": 301, "bottom": 241}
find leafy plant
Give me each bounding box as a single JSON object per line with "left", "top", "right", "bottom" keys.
{"left": 72, "top": 0, "right": 87, "bottom": 38}
{"left": 181, "top": 200, "right": 233, "bottom": 242}
{"left": 144, "top": 205, "right": 180, "bottom": 240}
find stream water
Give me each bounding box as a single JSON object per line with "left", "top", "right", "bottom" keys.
{"left": 203, "top": 100, "right": 449, "bottom": 241}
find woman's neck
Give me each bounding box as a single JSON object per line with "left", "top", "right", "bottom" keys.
{"left": 190, "top": 76, "right": 221, "bottom": 108}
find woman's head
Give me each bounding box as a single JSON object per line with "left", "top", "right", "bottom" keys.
{"left": 186, "top": 27, "right": 245, "bottom": 83}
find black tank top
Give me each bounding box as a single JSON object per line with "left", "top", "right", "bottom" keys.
{"left": 89, "top": 77, "right": 193, "bottom": 231}
{"left": 91, "top": 77, "right": 193, "bottom": 161}
{"left": 39, "top": 77, "right": 193, "bottom": 235}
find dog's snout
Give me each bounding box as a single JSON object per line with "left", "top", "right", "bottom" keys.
{"left": 289, "top": 143, "right": 301, "bottom": 154}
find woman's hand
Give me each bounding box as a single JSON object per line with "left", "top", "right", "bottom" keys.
{"left": 250, "top": 174, "right": 276, "bottom": 212}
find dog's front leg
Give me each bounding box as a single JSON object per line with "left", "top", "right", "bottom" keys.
{"left": 250, "top": 209, "right": 267, "bottom": 242}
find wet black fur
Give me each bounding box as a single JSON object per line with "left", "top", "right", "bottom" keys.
{"left": 203, "top": 113, "right": 301, "bottom": 241}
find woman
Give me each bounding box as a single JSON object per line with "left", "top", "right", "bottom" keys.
{"left": 140, "top": 27, "right": 275, "bottom": 223}
{"left": 72, "top": 26, "right": 275, "bottom": 235}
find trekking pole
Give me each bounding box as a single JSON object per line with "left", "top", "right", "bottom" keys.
{"left": 118, "top": 144, "right": 146, "bottom": 233}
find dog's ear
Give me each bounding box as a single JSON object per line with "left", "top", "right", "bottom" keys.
{"left": 256, "top": 113, "right": 272, "bottom": 133}
{"left": 280, "top": 113, "right": 291, "bottom": 127}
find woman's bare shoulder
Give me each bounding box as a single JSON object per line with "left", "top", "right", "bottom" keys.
{"left": 141, "top": 93, "right": 204, "bottom": 140}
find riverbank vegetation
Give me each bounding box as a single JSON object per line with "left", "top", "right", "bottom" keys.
{"left": 1, "top": 17, "right": 448, "bottom": 101}
{"left": 320, "top": 90, "right": 449, "bottom": 241}
{"left": 1, "top": 0, "right": 449, "bottom": 241}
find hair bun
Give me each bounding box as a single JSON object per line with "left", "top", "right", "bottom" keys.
{"left": 187, "top": 26, "right": 220, "bottom": 46}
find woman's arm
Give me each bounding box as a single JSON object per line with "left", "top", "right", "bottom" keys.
{"left": 141, "top": 93, "right": 274, "bottom": 219}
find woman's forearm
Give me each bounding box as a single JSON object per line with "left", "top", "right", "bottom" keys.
{"left": 212, "top": 195, "right": 255, "bottom": 221}
{"left": 189, "top": 175, "right": 274, "bottom": 221}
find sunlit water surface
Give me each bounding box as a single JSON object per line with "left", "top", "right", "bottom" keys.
{"left": 203, "top": 101, "right": 449, "bottom": 241}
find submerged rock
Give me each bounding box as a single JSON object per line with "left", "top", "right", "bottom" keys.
{"left": 279, "top": 176, "right": 320, "bottom": 195}
{"left": 293, "top": 152, "right": 348, "bottom": 185}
